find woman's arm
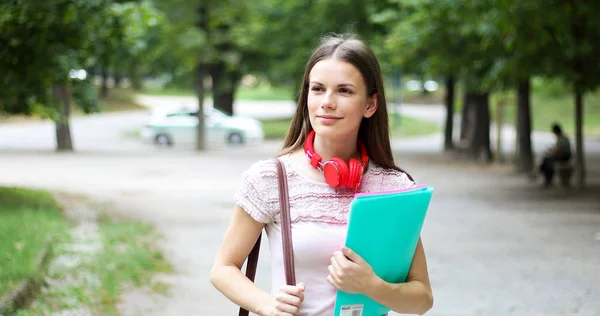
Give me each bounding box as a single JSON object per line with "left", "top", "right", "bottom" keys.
{"left": 365, "top": 238, "right": 433, "bottom": 315}
{"left": 210, "top": 205, "right": 275, "bottom": 315}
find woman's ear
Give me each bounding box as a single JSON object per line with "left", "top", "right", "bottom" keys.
{"left": 364, "top": 93, "right": 378, "bottom": 118}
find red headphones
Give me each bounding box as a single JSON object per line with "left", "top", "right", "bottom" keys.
{"left": 304, "top": 130, "right": 369, "bottom": 191}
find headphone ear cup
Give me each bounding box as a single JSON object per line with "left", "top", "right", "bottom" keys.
{"left": 326, "top": 158, "right": 348, "bottom": 188}
{"left": 347, "top": 158, "right": 360, "bottom": 189}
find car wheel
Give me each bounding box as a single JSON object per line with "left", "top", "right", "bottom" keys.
{"left": 227, "top": 132, "right": 244, "bottom": 145}
{"left": 155, "top": 133, "right": 173, "bottom": 146}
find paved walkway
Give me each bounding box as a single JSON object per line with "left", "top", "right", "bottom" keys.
{"left": 1, "top": 97, "right": 599, "bottom": 315}
{"left": 0, "top": 136, "right": 598, "bottom": 315}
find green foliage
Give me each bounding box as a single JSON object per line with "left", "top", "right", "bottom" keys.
{"left": 71, "top": 80, "right": 101, "bottom": 114}
{"left": 0, "top": 0, "right": 161, "bottom": 119}
{"left": 0, "top": 0, "right": 106, "bottom": 117}
{"left": 385, "top": 0, "right": 600, "bottom": 95}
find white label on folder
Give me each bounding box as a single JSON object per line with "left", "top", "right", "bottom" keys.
{"left": 339, "top": 304, "right": 363, "bottom": 316}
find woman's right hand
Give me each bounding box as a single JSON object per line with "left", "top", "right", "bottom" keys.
{"left": 263, "top": 282, "right": 306, "bottom": 316}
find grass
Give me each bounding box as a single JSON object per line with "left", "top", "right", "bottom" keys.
{"left": 91, "top": 219, "right": 172, "bottom": 313}
{"left": 389, "top": 114, "right": 441, "bottom": 137}
{"left": 142, "top": 84, "right": 294, "bottom": 101}
{"left": 260, "top": 118, "right": 293, "bottom": 140}
{"left": 0, "top": 188, "right": 173, "bottom": 316}
{"left": 98, "top": 88, "right": 147, "bottom": 112}
{"left": 71, "top": 88, "right": 147, "bottom": 115}
{"left": 14, "top": 214, "right": 172, "bottom": 315}
{"left": 0, "top": 187, "right": 70, "bottom": 299}
{"left": 492, "top": 91, "right": 600, "bottom": 138}
{"left": 259, "top": 114, "right": 441, "bottom": 140}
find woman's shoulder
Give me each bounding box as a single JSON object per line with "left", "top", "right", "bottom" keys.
{"left": 241, "top": 158, "right": 279, "bottom": 181}
{"left": 235, "top": 158, "right": 281, "bottom": 223}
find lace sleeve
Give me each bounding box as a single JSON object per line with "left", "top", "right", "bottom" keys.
{"left": 234, "top": 159, "right": 279, "bottom": 223}
{"left": 381, "top": 169, "right": 416, "bottom": 191}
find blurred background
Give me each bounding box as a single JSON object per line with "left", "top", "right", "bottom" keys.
{"left": 1, "top": 1, "right": 599, "bottom": 315}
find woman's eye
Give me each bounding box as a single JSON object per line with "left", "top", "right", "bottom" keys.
{"left": 311, "top": 86, "right": 323, "bottom": 92}
{"left": 340, "top": 88, "right": 351, "bottom": 94}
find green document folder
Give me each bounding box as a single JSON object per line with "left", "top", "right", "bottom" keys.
{"left": 333, "top": 185, "right": 434, "bottom": 316}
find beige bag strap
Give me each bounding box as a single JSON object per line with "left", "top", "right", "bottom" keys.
{"left": 239, "top": 157, "right": 296, "bottom": 316}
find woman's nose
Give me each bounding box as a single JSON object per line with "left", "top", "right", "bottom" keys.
{"left": 320, "top": 90, "right": 336, "bottom": 109}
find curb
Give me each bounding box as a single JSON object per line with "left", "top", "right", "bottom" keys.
{"left": 0, "top": 240, "right": 53, "bottom": 315}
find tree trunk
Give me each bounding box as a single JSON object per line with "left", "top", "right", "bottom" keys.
{"left": 495, "top": 97, "right": 504, "bottom": 163}
{"left": 421, "top": 74, "right": 429, "bottom": 95}
{"left": 195, "top": 65, "right": 207, "bottom": 151}
{"left": 574, "top": 86, "right": 585, "bottom": 189}
{"left": 515, "top": 79, "right": 533, "bottom": 173}
{"left": 571, "top": 8, "right": 586, "bottom": 189}
{"left": 129, "top": 58, "right": 143, "bottom": 91}
{"left": 210, "top": 64, "right": 238, "bottom": 116}
{"left": 444, "top": 75, "right": 455, "bottom": 151}
{"left": 460, "top": 92, "right": 472, "bottom": 142}
{"left": 468, "top": 92, "right": 492, "bottom": 162}
{"left": 52, "top": 84, "right": 73, "bottom": 151}
{"left": 101, "top": 64, "right": 109, "bottom": 99}
{"left": 114, "top": 73, "right": 123, "bottom": 88}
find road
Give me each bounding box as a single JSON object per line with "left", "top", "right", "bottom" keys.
{"left": 0, "top": 96, "right": 599, "bottom": 316}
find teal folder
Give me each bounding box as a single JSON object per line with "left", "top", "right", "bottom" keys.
{"left": 333, "top": 185, "right": 434, "bottom": 316}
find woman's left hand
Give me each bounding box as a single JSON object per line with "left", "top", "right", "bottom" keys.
{"left": 327, "top": 246, "right": 379, "bottom": 294}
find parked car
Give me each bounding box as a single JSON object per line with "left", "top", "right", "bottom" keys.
{"left": 140, "top": 107, "right": 264, "bottom": 147}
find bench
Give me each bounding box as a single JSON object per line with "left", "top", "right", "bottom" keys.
{"left": 555, "top": 162, "right": 574, "bottom": 187}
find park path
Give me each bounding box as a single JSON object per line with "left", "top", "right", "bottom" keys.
{"left": 0, "top": 95, "right": 599, "bottom": 315}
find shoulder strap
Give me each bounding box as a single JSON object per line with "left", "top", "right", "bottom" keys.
{"left": 239, "top": 158, "right": 296, "bottom": 316}
{"left": 274, "top": 157, "right": 296, "bottom": 285}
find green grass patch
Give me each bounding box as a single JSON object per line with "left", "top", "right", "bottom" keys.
{"left": 13, "top": 208, "right": 172, "bottom": 315}
{"left": 492, "top": 91, "right": 600, "bottom": 138}
{"left": 91, "top": 219, "right": 172, "bottom": 313}
{"left": 389, "top": 114, "right": 441, "bottom": 137}
{"left": 98, "top": 88, "right": 147, "bottom": 112}
{"left": 261, "top": 118, "right": 293, "bottom": 140}
{"left": 260, "top": 114, "right": 440, "bottom": 140}
{"left": 141, "top": 86, "right": 195, "bottom": 97}
{"left": 17, "top": 219, "right": 172, "bottom": 316}
{"left": 0, "top": 187, "right": 70, "bottom": 299}
{"left": 142, "top": 84, "right": 295, "bottom": 101}
{"left": 236, "top": 85, "right": 295, "bottom": 101}
{"left": 72, "top": 88, "right": 146, "bottom": 115}
{"left": 122, "top": 128, "right": 141, "bottom": 139}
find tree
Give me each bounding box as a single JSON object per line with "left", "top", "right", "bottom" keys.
{"left": 485, "top": 1, "right": 560, "bottom": 173}
{"left": 0, "top": 0, "right": 108, "bottom": 151}
{"left": 386, "top": 0, "right": 499, "bottom": 161}
{"left": 155, "top": 0, "right": 253, "bottom": 150}
{"left": 384, "top": 0, "right": 465, "bottom": 151}
{"left": 539, "top": 0, "right": 600, "bottom": 189}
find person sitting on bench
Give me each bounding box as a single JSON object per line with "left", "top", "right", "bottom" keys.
{"left": 537, "top": 123, "right": 572, "bottom": 186}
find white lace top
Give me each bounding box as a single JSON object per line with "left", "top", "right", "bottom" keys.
{"left": 234, "top": 154, "right": 415, "bottom": 316}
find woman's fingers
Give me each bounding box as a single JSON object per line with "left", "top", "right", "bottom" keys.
{"left": 274, "top": 284, "right": 306, "bottom": 315}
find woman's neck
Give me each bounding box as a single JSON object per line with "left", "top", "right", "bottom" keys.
{"left": 313, "top": 133, "right": 360, "bottom": 163}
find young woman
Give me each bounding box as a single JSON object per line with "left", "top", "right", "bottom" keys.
{"left": 211, "top": 33, "right": 433, "bottom": 316}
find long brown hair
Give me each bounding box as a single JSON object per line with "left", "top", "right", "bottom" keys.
{"left": 279, "top": 33, "right": 408, "bottom": 175}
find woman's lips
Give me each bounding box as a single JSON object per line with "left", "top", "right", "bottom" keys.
{"left": 317, "top": 115, "right": 342, "bottom": 125}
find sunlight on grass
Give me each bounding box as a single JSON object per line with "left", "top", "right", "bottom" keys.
{"left": 491, "top": 92, "right": 600, "bottom": 138}
{"left": 142, "top": 84, "right": 294, "bottom": 101}
{"left": 0, "top": 187, "right": 69, "bottom": 298}
{"left": 260, "top": 114, "right": 440, "bottom": 140}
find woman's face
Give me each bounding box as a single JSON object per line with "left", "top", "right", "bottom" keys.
{"left": 307, "top": 58, "right": 377, "bottom": 140}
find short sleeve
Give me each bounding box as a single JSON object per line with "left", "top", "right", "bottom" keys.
{"left": 381, "top": 169, "right": 416, "bottom": 191}
{"left": 234, "top": 159, "right": 280, "bottom": 223}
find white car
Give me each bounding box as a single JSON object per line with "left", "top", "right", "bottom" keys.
{"left": 140, "top": 107, "right": 264, "bottom": 147}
